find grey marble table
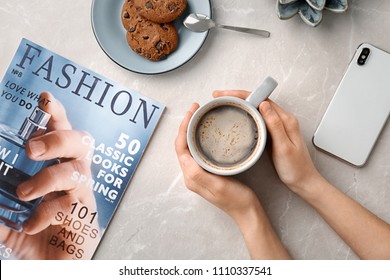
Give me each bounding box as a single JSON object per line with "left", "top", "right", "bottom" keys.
{"left": 0, "top": 0, "right": 389, "bottom": 259}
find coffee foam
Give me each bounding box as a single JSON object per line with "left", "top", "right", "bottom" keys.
{"left": 195, "top": 105, "right": 259, "bottom": 167}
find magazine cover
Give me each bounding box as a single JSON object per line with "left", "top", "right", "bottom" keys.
{"left": 0, "top": 38, "right": 165, "bottom": 260}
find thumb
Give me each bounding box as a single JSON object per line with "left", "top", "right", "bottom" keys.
{"left": 259, "top": 101, "right": 290, "bottom": 146}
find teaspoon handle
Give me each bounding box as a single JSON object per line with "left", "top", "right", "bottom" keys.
{"left": 215, "top": 24, "right": 270, "bottom": 38}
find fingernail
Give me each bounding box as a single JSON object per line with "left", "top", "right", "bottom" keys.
{"left": 212, "top": 90, "right": 223, "bottom": 97}
{"left": 28, "top": 139, "right": 46, "bottom": 157}
{"left": 17, "top": 182, "right": 33, "bottom": 198}
{"left": 261, "top": 101, "right": 272, "bottom": 114}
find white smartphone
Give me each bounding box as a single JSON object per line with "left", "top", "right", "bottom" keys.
{"left": 313, "top": 43, "right": 390, "bottom": 167}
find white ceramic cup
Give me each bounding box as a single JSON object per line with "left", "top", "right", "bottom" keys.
{"left": 187, "top": 77, "right": 278, "bottom": 176}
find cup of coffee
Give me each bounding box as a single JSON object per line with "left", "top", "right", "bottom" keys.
{"left": 187, "top": 77, "right": 278, "bottom": 176}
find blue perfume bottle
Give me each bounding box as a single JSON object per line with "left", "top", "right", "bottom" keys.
{"left": 0, "top": 107, "right": 51, "bottom": 232}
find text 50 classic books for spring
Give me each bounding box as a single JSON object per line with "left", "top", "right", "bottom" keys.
{"left": 0, "top": 38, "right": 165, "bottom": 259}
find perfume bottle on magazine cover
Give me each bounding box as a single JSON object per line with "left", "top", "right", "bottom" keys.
{"left": 0, "top": 106, "right": 52, "bottom": 231}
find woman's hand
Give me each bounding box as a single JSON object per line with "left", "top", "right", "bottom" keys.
{"left": 175, "top": 95, "right": 291, "bottom": 259}
{"left": 175, "top": 103, "right": 261, "bottom": 224}
{"left": 0, "top": 92, "right": 99, "bottom": 260}
{"left": 258, "top": 100, "right": 321, "bottom": 194}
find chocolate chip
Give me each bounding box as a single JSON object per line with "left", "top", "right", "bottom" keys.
{"left": 159, "top": 54, "right": 168, "bottom": 60}
{"left": 143, "top": 35, "right": 149, "bottom": 40}
{"left": 145, "top": 1, "right": 153, "bottom": 9}
{"left": 123, "top": 11, "right": 130, "bottom": 19}
{"left": 136, "top": 48, "right": 142, "bottom": 53}
{"left": 156, "top": 40, "right": 165, "bottom": 51}
{"left": 168, "top": 3, "right": 177, "bottom": 11}
{"left": 129, "top": 26, "right": 136, "bottom": 32}
{"left": 160, "top": 24, "right": 168, "bottom": 31}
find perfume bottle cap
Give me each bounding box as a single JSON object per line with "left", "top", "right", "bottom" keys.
{"left": 30, "top": 107, "right": 51, "bottom": 125}
{"left": 18, "top": 107, "right": 51, "bottom": 141}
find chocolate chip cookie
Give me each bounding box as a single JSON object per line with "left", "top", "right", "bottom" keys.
{"left": 133, "top": 0, "right": 187, "bottom": 24}
{"left": 122, "top": 0, "right": 178, "bottom": 61}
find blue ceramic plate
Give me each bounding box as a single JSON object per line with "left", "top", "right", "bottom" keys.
{"left": 91, "top": 0, "right": 212, "bottom": 74}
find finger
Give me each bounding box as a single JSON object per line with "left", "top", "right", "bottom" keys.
{"left": 175, "top": 103, "right": 199, "bottom": 157}
{"left": 266, "top": 100, "right": 302, "bottom": 143}
{"left": 26, "top": 130, "right": 92, "bottom": 161}
{"left": 17, "top": 159, "right": 91, "bottom": 201}
{"left": 259, "top": 101, "right": 291, "bottom": 146}
{"left": 179, "top": 154, "right": 219, "bottom": 202}
{"left": 23, "top": 194, "right": 75, "bottom": 234}
{"left": 38, "top": 92, "right": 72, "bottom": 131}
{"left": 23, "top": 188, "right": 97, "bottom": 235}
{"left": 212, "top": 90, "right": 250, "bottom": 99}
{"left": 42, "top": 178, "right": 96, "bottom": 206}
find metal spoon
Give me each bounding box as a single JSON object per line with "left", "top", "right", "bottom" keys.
{"left": 183, "top": 13, "right": 270, "bottom": 38}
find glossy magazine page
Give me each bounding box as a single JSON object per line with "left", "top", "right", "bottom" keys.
{"left": 0, "top": 38, "right": 165, "bottom": 259}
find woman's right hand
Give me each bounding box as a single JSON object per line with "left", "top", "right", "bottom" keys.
{"left": 258, "top": 100, "right": 322, "bottom": 194}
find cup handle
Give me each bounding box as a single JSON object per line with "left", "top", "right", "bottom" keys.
{"left": 246, "top": 77, "right": 278, "bottom": 108}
